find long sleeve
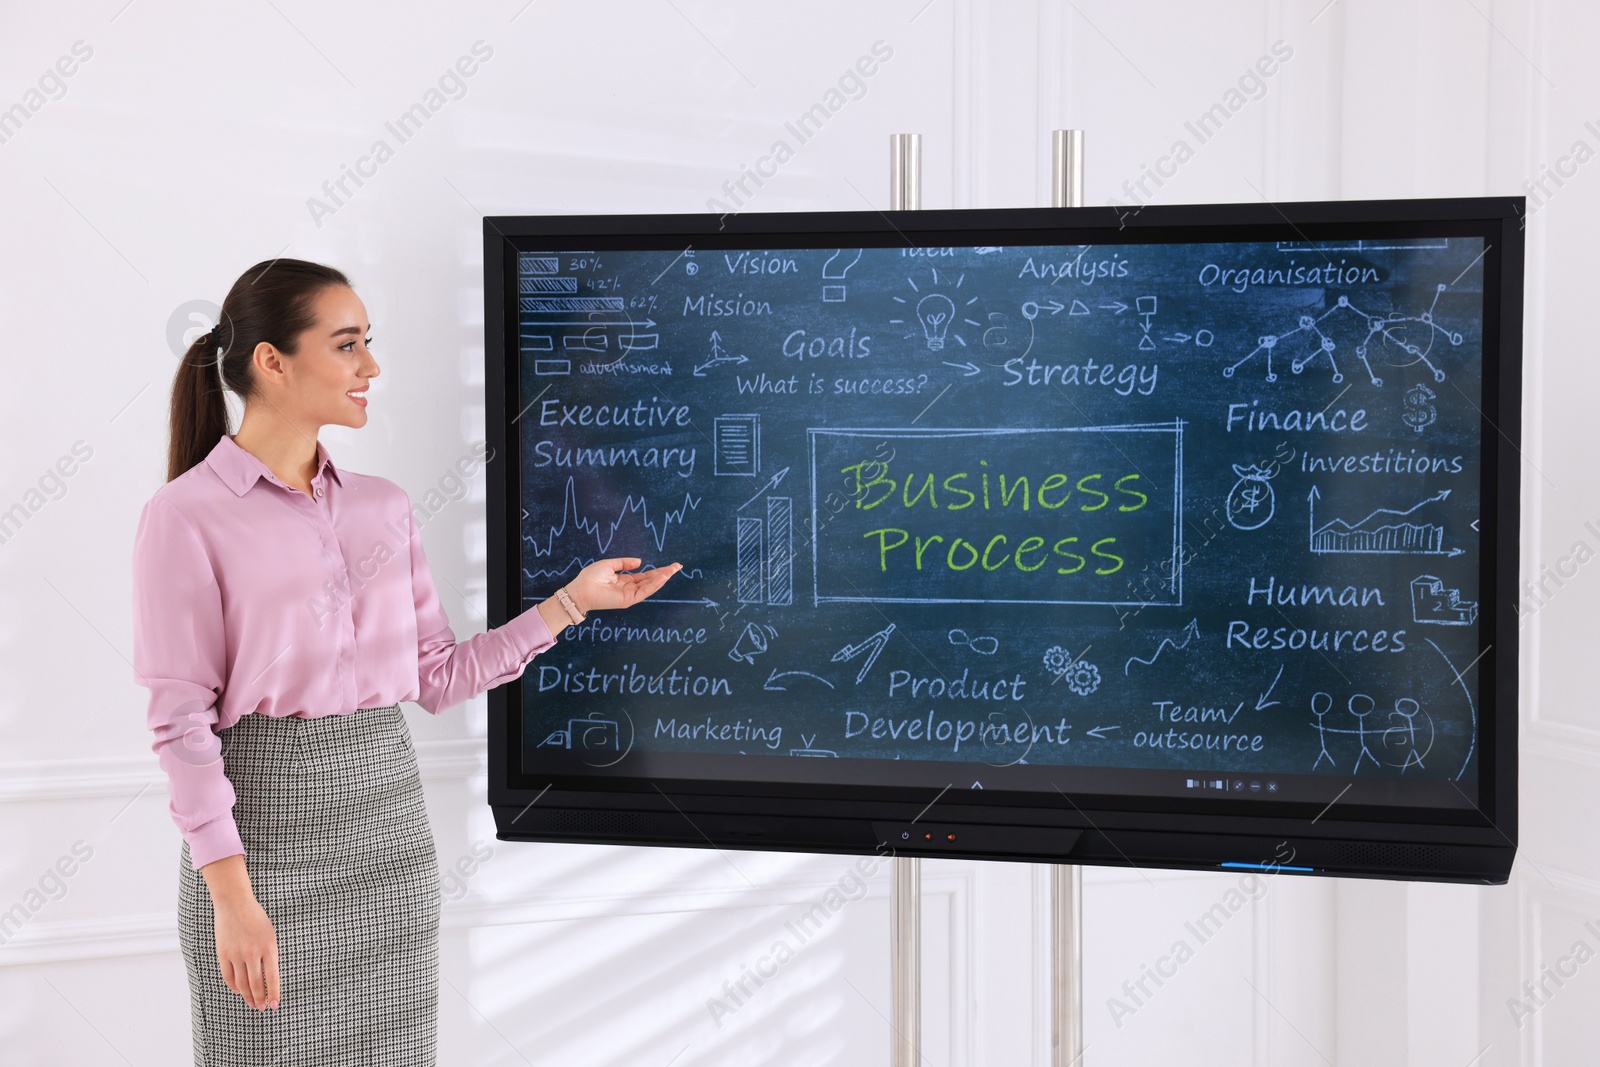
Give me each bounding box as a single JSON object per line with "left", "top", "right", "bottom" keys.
{"left": 131, "top": 496, "right": 244, "bottom": 871}
{"left": 408, "top": 501, "right": 557, "bottom": 715}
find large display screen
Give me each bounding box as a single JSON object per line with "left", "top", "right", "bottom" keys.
{"left": 484, "top": 198, "right": 1521, "bottom": 883}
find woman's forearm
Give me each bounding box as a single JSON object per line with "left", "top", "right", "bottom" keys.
{"left": 200, "top": 853, "right": 254, "bottom": 907}
{"left": 536, "top": 594, "right": 573, "bottom": 640}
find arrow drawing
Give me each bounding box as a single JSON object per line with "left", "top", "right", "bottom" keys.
{"left": 737, "top": 466, "right": 790, "bottom": 513}
{"left": 519, "top": 317, "right": 655, "bottom": 329}
{"left": 1086, "top": 725, "right": 1121, "bottom": 739}
{"left": 1123, "top": 619, "right": 1200, "bottom": 675}
{"left": 941, "top": 360, "right": 981, "bottom": 376}
{"left": 1099, "top": 300, "right": 1130, "bottom": 314}
{"left": 764, "top": 669, "right": 836, "bottom": 691}
{"left": 1256, "top": 664, "right": 1284, "bottom": 710}
{"left": 831, "top": 622, "right": 896, "bottom": 685}
{"left": 693, "top": 331, "right": 749, "bottom": 376}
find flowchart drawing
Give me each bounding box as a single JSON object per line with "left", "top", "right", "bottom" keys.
{"left": 1225, "top": 286, "right": 1464, "bottom": 385}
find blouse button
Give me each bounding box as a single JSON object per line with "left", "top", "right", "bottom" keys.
{"left": 314, "top": 486, "right": 324, "bottom": 498}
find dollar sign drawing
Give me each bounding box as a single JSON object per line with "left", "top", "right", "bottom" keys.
{"left": 1227, "top": 463, "right": 1277, "bottom": 531}
{"left": 1403, "top": 383, "right": 1437, "bottom": 433}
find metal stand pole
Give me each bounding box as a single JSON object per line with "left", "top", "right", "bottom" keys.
{"left": 1050, "top": 129, "right": 1087, "bottom": 1067}
{"left": 1052, "top": 129, "right": 1084, "bottom": 209}
{"left": 890, "top": 132, "right": 922, "bottom": 212}
{"left": 889, "top": 130, "right": 922, "bottom": 1067}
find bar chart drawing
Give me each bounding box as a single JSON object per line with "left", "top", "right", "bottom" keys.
{"left": 518, "top": 250, "right": 626, "bottom": 376}
{"left": 734, "top": 464, "right": 793, "bottom": 606}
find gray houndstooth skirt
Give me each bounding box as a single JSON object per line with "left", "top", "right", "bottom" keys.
{"left": 177, "top": 703, "right": 441, "bottom": 1065}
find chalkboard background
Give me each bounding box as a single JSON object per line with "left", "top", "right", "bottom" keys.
{"left": 513, "top": 237, "right": 1485, "bottom": 786}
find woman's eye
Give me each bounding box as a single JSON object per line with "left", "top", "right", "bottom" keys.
{"left": 341, "top": 337, "right": 373, "bottom": 352}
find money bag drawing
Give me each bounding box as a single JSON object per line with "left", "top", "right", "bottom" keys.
{"left": 1226, "top": 462, "right": 1278, "bottom": 531}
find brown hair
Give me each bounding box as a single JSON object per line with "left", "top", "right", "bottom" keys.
{"left": 166, "top": 258, "right": 352, "bottom": 482}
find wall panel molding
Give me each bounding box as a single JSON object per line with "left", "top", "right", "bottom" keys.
{"left": 0, "top": 735, "right": 489, "bottom": 805}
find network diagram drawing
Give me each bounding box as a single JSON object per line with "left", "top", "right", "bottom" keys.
{"left": 1225, "top": 284, "right": 1464, "bottom": 386}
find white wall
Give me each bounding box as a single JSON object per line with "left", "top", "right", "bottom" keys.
{"left": 0, "top": 1, "right": 1591, "bottom": 1063}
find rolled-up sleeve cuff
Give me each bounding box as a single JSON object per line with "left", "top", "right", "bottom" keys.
{"left": 186, "top": 817, "right": 245, "bottom": 871}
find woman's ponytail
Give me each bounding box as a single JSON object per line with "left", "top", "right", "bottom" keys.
{"left": 167, "top": 327, "right": 230, "bottom": 484}
{"left": 163, "top": 259, "right": 351, "bottom": 483}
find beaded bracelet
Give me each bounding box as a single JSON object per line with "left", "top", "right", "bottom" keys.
{"left": 554, "top": 586, "right": 586, "bottom": 625}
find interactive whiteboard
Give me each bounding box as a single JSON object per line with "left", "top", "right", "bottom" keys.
{"left": 485, "top": 200, "right": 1521, "bottom": 883}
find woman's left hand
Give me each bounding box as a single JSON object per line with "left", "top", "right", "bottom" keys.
{"left": 567, "top": 557, "right": 683, "bottom": 613}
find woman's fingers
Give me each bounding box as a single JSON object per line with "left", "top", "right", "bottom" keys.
{"left": 266, "top": 939, "right": 280, "bottom": 1009}
{"left": 630, "top": 564, "right": 680, "bottom": 601}
{"left": 246, "top": 953, "right": 269, "bottom": 1010}
{"left": 617, "top": 564, "right": 678, "bottom": 588}
{"left": 579, "top": 560, "right": 682, "bottom": 608}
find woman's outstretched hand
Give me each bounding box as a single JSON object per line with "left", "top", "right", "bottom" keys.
{"left": 567, "top": 558, "right": 683, "bottom": 613}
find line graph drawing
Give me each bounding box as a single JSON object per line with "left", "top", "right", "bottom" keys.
{"left": 1224, "top": 286, "right": 1463, "bottom": 385}
{"left": 1308, "top": 486, "right": 1461, "bottom": 556}
{"left": 1124, "top": 618, "right": 1200, "bottom": 675}
{"left": 522, "top": 476, "right": 701, "bottom": 581}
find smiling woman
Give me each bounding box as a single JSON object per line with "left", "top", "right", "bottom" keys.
{"left": 136, "top": 258, "right": 682, "bottom": 1066}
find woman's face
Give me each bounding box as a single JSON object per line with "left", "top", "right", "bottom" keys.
{"left": 255, "top": 285, "right": 380, "bottom": 430}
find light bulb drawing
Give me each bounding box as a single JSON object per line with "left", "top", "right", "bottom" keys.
{"left": 891, "top": 266, "right": 980, "bottom": 352}
{"left": 916, "top": 292, "right": 956, "bottom": 351}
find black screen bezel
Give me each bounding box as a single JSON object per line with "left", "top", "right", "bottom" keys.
{"left": 482, "top": 197, "right": 1522, "bottom": 876}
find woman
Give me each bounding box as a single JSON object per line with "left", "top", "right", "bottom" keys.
{"left": 131, "top": 258, "right": 681, "bottom": 1064}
